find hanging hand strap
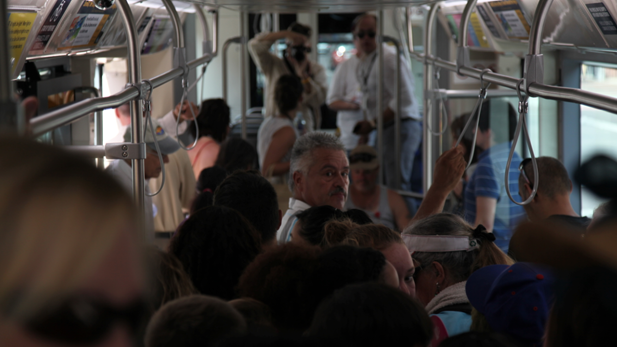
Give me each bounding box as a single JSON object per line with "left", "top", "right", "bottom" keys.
{"left": 427, "top": 64, "right": 449, "bottom": 136}
{"left": 504, "top": 79, "right": 539, "bottom": 205}
{"left": 142, "top": 80, "right": 166, "bottom": 197}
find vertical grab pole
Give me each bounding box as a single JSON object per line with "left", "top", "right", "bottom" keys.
{"left": 222, "top": 37, "right": 242, "bottom": 103}
{"left": 161, "top": 0, "right": 184, "bottom": 49}
{"left": 457, "top": 0, "right": 477, "bottom": 71}
{"left": 273, "top": 13, "right": 280, "bottom": 55}
{"left": 117, "top": 0, "right": 145, "bottom": 233}
{"left": 524, "top": 0, "right": 553, "bottom": 90}
{"left": 383, "top": 36, "right": 402, "bottom": 190}
{"left": 377, "top": 10, "right": 385, "bottom": 186}
{"left": 211, "top": 9, "right": 219, "bottom": 57}
{"left": 95, "top": 66, "right": 105, "bottom": 169}
{"left": 0, "top": 1, "right": 22, "bottom": 135}
{"left": 241, "top": 11, "right": 248, "bottom": 140}
{"left": 423, "top": 3, "right": 440, "bottom": 192}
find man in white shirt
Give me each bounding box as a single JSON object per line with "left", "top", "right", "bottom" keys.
{"left": 351, "top": 14, "right": 422, "bottom": 195}
{"left": 106, "top": 118, "right": 180, "bottom": 241}
{"left": 327, "top": 34, "right": 363, "bottom": 151}
{"left": 248, "top": 22, "right": 328, "bottom": 132}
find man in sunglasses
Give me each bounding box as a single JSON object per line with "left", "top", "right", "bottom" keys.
{"left": 350, "top": 13, "right": 422, "bottom": 201}
{"left": 249, "top": 22, "right": 328, "bottom": 132}
{"left": 345, "top": 145, "right": 411, "bottom": 231}
{"left": 518, "top": 156, "right": 590, "bottom": 232}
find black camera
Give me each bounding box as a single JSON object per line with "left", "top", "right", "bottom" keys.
{"left": 287, "top": 45, "right": 311, "bottom": 62}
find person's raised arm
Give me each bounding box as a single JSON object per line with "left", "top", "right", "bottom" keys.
{"left": 249, "top": 31, "right": 307, "bottom": 77}
{"left": 408, "top": 146, "right": 466, "bottom": 225}
{"left": 387, "top": 189, "right": 412, "bottom": 231}
{"left": 474, "top": 197, "right": 496, "bottom": 232}
{"left": 261, "top": 126, "right": 297, "bottom": 177}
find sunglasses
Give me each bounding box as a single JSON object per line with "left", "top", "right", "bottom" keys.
{"left": 23, "top": 295, "right": 149, "bottom": 345}
{"left": 349, "top": 153, "right": 376, "bottom": 164}
{"left": 519, "top": 158, "right": 533, "bottom": 186}
{"left": 355, "top": 31, "right": 376, "bottom": 39}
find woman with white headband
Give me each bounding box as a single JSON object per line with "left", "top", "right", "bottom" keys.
{"left": 402, "top": 213, "right": 513, "bottom": 346}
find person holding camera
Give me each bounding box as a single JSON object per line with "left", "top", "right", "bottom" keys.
{"left": 248, "top": 22, "right": 328, "bottom": 132}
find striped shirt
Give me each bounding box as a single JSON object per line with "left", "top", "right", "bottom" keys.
{"left": 464, "top": 141, "right": 526, "bottom": 252}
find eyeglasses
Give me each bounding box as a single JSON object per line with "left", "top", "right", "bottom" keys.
{"left": 349, "top": 153, "right": 376, "bottom": 164}
{"left": 23, "top": 295, "right": 149, "bottom": 345}
{"left": 519, "top": 158, "right": 532, "bottom": 185}
{"left": 355, "top": 31, "right": 376, "bottom": 39}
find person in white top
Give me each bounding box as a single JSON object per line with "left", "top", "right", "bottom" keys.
{"left": 327, "top": 31, "right": 363, "bottom": 151}
{"left": 351, "top": 14, "right": 422, "bottom": 194}
{"left": 248, "top": 22, "right": 328, "bottom": 132}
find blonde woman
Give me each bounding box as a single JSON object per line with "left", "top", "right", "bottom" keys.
{"left": 0, "top": 137, "right": 146, "bottom": 347}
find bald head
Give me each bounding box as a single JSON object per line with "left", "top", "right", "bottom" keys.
{"left": 519, "top": 157, "right": 572, "bottom": 200}
{"left": 115, "top": 103, "right": 131, "bottom": 126}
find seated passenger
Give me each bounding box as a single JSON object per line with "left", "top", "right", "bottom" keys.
{"left": 213, "top": 170, "right": 280, "bottom": 248}
{"left": 107, "top": 120, "right": 180, "bottom": 240}
{"left": 305, "top": 283, "right": 433, "bottom": 346}
{"left": 464, "top": 101, "right": 526, "bottom": 253}
{"left": 146, "top": 247, "right": 197, "bottom": 311}
{"left": 0, "top": 137, "right": 145, "bottom": 347}
{"left": 325, "top": 221, "right": 415, "bottom": 296}
{"left": 169, "top": 205, "right": 262, "bottom": 300}
{"left": 237, "top": 243, "right": 321, "bottom": 332}
{"left": 466, "top": 262, "right": 555, "bottom": 346}
{"left": 191, "top": 166, "right": 228, "bottom": 214}
{"left": 216, "top": 138, "right": 259, "bottom": 173}
{"left": 518, "top": 156, "right": 590, "bottom": 232}
{"left": 145, "top": 295, "right": 246, "bottom": 347}
{"left": 258, "top": 75, "right": 304, "bottom": 180}
{"left": 345, "top": 145, "right": 411, "bottom": 230}
{"left": 402, "top": 213, "right": 514, "bottom": 346}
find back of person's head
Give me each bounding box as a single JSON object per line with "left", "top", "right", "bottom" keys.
{"left": 439, "top": 332, "right": 525, "bottom": 347}
{"left": 325, "top": 220, "right": 403, "bottom": 251}
{"left": 146, "top": 247, "right": 198, "bottom": 311}
{"left": 214, "top": 170, "right": 279, "bottom": 245}
{"left": 519, "top": 157, "right": 572, "bottom": 199}
{"left": 0, "top": 136, "right": 139, "bottom": 326}
{"left": 169, "top": 205, "right": 262, "bottom": 300}
{"left": 190, "top": 98, "right": 230, "bottom": 142}
{"left": 545, "top": 266, "right": 617, "bottom": 347}
{"left": 588, "top": 198, "right": 617, "bottom": 232}
{"left": 404, "top": 213, "right": 513, "bottom": 283}
{"left": 289, "top": 132, "right": 345, "bottom": 191}
{"left": 228, "top": 298, "right": 273, "bottom": 329}
{"left": 274, "top": 75, "right": 304, "bottom": 116}
{"left": 343, "top": 208, "right": 373, "bottom": 225}
{"left": 295, "top": 205, "right": 345, "bottom": 247}
{"left": 237, "top": 243, "right": 321, "bottom": 332}
{"left": 192, "top": 166, "right": 228, "bottom": 214}
{"left": 478, "top": 100, "right": 517, "bottom": 141}
{"left": 145, "top": 295, "right": 246, "bottom": 347}
{"left": 306, "top": 283, "right": 432, "bottom": 346}
{"left": 216, "top": 138, "right": 259, "bottom": 173}
{"left": 287, "top": 22, "right": 312, "bottom": 37}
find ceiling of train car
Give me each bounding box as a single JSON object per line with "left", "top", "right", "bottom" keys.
{"left": 135, "top": 0, "right": 437, "bottom": 13}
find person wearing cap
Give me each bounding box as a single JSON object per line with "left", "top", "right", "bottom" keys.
{"left": 248, "top": 22, "right": 328, "bottom": 132}
{"left": 466, "top": 262, "right": 554, "bottom": 347}
{"left": 345, "top": 145, "right": 411, "bottom": 231}
{"left": 518, "top": 156, "right": 590, "bottom": 232}
{"left": 106, "top": 119, "right": 180, "bottom": 240}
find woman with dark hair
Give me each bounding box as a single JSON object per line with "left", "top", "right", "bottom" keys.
{"left": 215, "top": 138, "right": 259, "bottom": 174}
{"left": 257, "top": 75, "right": 303, "bottom": 178}
{"left": 169, "top": 205, "right": 262, "bottom": 301}
{"left": 191, "top": 166, "right": 228, "bottom": 214}
{"left": 187, "top": 98, "right": 231, "bottom": 179}
{"left": 291, "top": 206, "right": 373, "bottom": 247}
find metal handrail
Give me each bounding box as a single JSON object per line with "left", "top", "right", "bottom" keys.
{"left": 222, "top": 36, "right": 243, "bottom": 103}
{"left": 383, "top": 36, "right": 402, "bottom": 190}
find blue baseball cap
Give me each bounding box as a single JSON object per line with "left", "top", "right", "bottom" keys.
{"left": 466, "top": 263, "right": 554, "bottom": 345}
{"left": 123, "top": 119, "right": 180, "bottom": 155}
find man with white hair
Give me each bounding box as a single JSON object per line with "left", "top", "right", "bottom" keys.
{"left": 276, "top": 132, "right": 468, "bottom": 244}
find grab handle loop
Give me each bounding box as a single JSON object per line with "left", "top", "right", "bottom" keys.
{"left": 454, "top": 69, "right": 491, "bottom": 171}
{"left": 142, "top": 79, "right": 166, "bottom": 197}
{"left": 427, "top": 64, "right": 449, "bottom": 136}
{"left": 176, "top": 76, "right": 200, "bottom": 151}
{"left": 505, "top": 79, "right": 539, "bottom": 206}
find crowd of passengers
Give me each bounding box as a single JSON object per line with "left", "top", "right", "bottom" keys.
{"left": 3, "top": 11, "right": 617, "bottom": 347}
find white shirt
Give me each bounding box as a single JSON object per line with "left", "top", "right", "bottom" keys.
{"left": 356, "top": 44, "right": 420, "bottom": 121}
{"left": 327, "top": 55, "right": 363, "bottom": 150}
{"left": 257, "top": 116, "right": 297, "bottom": 170}
{"left": 276, "top": 198, "right": 312, "bottom": 244}
{"left": 106, "top": 159, "right": 155, "bottom": 242}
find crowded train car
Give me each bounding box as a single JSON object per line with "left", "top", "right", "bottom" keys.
{"left": 2, "top": 0, "right": 617, "bottom": 345}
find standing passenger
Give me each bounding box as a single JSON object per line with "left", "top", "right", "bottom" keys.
{"left": 350, "top": 13, "right": 422, "bottom": 193}
{"left": 248, "top": 22, "right": 328, "bottom": 131}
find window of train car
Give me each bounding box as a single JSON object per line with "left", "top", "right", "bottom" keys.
{"left": 580, "top": 63, "right": 617, "bottom": 217}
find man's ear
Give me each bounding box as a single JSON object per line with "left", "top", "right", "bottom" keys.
{"left": 115, "top": 108, "right": 121, "bottom": 119}
{"left": 293, "top": 171, "right": 304, "bottom": 194}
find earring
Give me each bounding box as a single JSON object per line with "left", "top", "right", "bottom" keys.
{"left": 435, "top": 283, "right": 441, "bottom": 296}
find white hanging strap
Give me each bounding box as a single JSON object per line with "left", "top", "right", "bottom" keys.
{"left": 427, "top": 65, "right": 449, "bottom": 136}
{"left": 454, "top": 69, "right": 491, "bottom": 171}
{"left": 142, "top": 80, "right": 166, "bottom": 197}
{"left": 175, "top": 76, "right": 200, "bottom": 151}
{"left": 504, "top": 79, "right": 539, "bottom": 206}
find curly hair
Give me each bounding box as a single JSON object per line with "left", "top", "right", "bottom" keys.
{"left": 169, "top": 205, "right": 262, "bottom": 300}
{"left": 274, "top": 75, "right": 304, "bottom": 116}
{"left": 146, "top": 247, "right": 198, "bottom": 311}
{"left": 324, "top": 220, "right": 404, "bottom": 251}
{"left": 236, "top": 243, "right": 321, "bottom": 332}
{"left": 189, "top": 98, "right": 230, "bottom": 143}
{"left": 295, "top": 205, "right": 346, "bottom": 247}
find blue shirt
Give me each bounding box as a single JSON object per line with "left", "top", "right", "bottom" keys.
{"left": 464, "top": 142, "right": 526, "bottom": 252}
